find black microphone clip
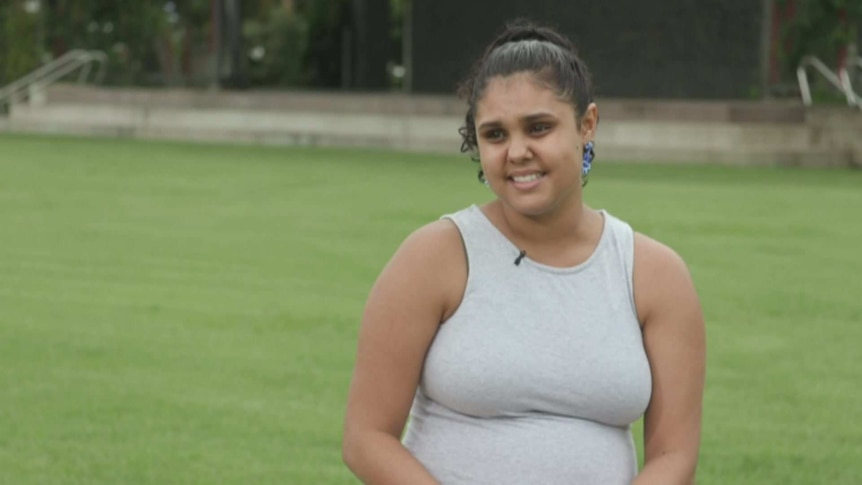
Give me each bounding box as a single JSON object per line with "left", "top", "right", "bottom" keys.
{"left": 514, "top": 250, "right": 527, "bottom": 266}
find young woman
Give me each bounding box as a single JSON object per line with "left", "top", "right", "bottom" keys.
{"left": 342, "top": 21, "right": 705, "bottom": 485}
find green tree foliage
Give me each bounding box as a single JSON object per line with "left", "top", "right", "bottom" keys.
{"left": 42, "top": 0, "right": 163, "bottom": 84}
{"left": 245, "top": 0, "right": 353, "bottom": 89}
{"left": 0, "top": 1, "right": 44, "bottom": 86}
{"left": 780, "top": 0, "right": 862, "bottom": 71}
{"left": 244, "top": 4, "right": 309, "bottom": 86}
{"left": 43, "top": 0, "right": 217, "bottom": 86}
{"left": 1, "top": 0, "right": 390, "bottom": 89}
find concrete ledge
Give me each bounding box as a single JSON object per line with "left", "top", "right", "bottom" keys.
{"left": 5, "top": 103, "right": 464, "bottom": 149}
{"left": 45, "top": 84, "right": 466, "bottom": 117}
{"left": 597, "top": 99, "right": 806, "bottom": 124}
{"left": 45, "top": 84, "right": 809, "bottom": 123}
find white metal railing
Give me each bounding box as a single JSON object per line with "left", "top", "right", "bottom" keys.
{"left": 796, "top": 55, "right": 862, "bottom": 109}
{"left": 0, "top": 49, "right": 107, "bottom": 109}
{"left": 846, "top": 56, "right": 862, "bottom": 95}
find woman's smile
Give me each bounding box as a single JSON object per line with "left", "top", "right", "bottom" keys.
{"left": 508, "top": 171, "right": 546, "bottom": 190}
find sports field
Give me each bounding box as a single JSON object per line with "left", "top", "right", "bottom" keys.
{"left": 1, "top": 133, "right": 860, "bottom": 484}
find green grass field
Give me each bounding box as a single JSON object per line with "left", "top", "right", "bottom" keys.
{"left": 1, "top": 133, "right": 861, "bottom": 484}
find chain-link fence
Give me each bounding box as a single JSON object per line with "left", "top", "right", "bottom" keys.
{"left": 411, "top": 0, "right": 766, "bottom": 99}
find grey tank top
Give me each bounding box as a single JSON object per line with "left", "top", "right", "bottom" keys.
{"left": 402, "top": 205, "right": 652, "bottom": 485}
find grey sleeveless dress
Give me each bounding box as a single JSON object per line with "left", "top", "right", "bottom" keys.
{"left": 402, "top": 205, "right": 652, "bottom": 484}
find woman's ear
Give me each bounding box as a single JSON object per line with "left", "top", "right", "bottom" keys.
{"left": 580, "top": 102, "right": 599, "bottom": 139}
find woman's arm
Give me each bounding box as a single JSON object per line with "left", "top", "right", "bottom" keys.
{"left": 632, "top": 234, "right": 706, "bottom": 485}
{"left": 342, "top": 220, "right": 466, "bottom": 484}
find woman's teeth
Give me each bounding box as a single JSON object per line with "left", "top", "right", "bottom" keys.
{"left": 512, "top": 173, "right": 543, "bottom": 183}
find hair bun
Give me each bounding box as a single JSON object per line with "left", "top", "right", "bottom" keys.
{"left": 490, "top": 19, "right": 574, "bottom": 53}
{"left": 504, "top": 27, "right": 545, "bottom": 43}
{"left": 497, "top": 21, "right": 548, "bottom": 44}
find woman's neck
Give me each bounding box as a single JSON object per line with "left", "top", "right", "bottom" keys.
{"left": 481, "top": 196, "right": 605, "bottom": 268}
{"left": 499, "top": 199, "right": 594, "bottom": 244}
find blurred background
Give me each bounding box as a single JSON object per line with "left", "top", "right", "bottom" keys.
{"left": 1, "top": 1, "right": 861, "bottom": 484}
{"left": 1, "top": 0, "right": 860, "bottom": 96}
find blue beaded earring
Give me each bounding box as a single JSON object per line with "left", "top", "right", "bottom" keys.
{"left": 582, "top": 141, "right": 595, "bottom": 187}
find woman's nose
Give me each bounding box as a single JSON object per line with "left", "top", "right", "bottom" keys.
{"left": 507, "top": 135, "right": 533, "bottom": 163}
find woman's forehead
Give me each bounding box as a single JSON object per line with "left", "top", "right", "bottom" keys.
{"left": 476, "top": 73, "right": 574, "bottom": 123}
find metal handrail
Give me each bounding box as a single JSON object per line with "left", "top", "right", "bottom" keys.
{"left": 840, "top": 56, "right": 862, "bottom": 107}
{"left": 0, "top": 49, "right": 107, "bottom": 108}
{"left": 796, "top": 55, "right": 861, "bottom": 109}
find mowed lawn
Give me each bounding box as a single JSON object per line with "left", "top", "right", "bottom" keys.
{"left": 1, "top": 133, "right": 860, "bottom": 484}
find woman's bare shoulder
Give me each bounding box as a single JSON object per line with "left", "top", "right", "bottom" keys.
{"left": 632, "top": 232, "right": 699, "bottom": 324}
{"left": 395, "top": 218, "right": 465, "bottom": 266}
{"left": 378, "top": 218, "right": 467, "bottom": 320}
{"left": 633, "top": 232, "right": 689, "bottom": 275}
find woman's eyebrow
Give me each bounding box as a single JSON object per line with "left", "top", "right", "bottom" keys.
{"left": 476, "top": 120, "right": 502, "bottom": 131}
{"left": 477, "top": 112, "right": 557, "bottom": 131}
{"left": 521, "top": 112, "right": 557, "bottom": 123}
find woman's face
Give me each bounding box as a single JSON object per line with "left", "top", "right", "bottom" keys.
{"left": 474, "top": 72, "right": 596, "bottom": 219}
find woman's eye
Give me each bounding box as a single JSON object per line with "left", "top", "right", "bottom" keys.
{"left": 531, "top": 123, "right": 551, "bottom": 134}
{"left": 484, "top": 129, "right": 504, "bottom": 141}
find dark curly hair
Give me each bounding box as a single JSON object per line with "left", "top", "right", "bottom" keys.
{"left": 457, "top": 20, "right": 595, "bottom": 183}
